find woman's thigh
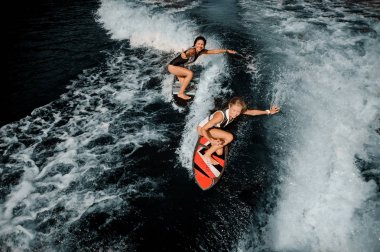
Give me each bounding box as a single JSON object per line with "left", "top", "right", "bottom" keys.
{"left": 208, "top": 128, "right": 233, "bottom": 142}
{"left": 168, "top": 65, "right": 192, "bottom": 77}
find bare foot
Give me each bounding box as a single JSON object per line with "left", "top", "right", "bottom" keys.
{"left": 205, "top": 155, "right": 219, "bottom": 165}
{"left": 177, "top": 93, "right": 192, "bottom": 100}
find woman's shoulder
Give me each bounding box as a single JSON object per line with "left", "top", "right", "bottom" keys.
{"left": 212, "top": 110, "right": 225, "bottom": 120}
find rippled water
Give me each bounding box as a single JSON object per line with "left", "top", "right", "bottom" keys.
{"left": 1, "top": 0, "right": 379, "bottom": 251}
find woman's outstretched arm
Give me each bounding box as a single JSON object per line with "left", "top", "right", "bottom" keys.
{"left": 243, "top": 105, "right": 280, "bottom": 116}
{"left": 204, "top": 49, "right": 237, "bottom": 55}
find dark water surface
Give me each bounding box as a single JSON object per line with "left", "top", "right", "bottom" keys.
{"left": 3, "top": 0, "right": 111, "bottom": 127}
{"left": 1, "top": 0, "right": 379, "bottom": 251}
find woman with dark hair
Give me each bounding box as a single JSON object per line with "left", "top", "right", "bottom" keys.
{"left": 168, "top": 36, "right": 237, "bottom": 100}
{"left": 197, "top": 97, "right": 280, "bottom": 165}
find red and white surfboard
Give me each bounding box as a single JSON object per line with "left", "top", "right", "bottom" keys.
{"left": 192, "top": 136, "right": 228, "bottom": 190}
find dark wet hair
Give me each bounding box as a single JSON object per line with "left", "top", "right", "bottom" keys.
{"left": 228, "top": 97, "right": 247, "bottom": 113}
{"left": 193, "top": 36, "right": 207, "bottom": 46}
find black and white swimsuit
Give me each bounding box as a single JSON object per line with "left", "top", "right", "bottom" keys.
{"left": 198, "top": 109, "right": 234, "bottom": 129}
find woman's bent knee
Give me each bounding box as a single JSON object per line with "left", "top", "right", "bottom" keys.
{"left": 225, "top": 133, "right": 234, "bottom": 144}
{"left": 187, "top": 70, "right": 193, "bottom": 78}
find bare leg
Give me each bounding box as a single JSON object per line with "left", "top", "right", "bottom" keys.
{"left": 177, "top": 76, "right": 185, "bottom": 84}
{"left": 216, "top": 148, "right": 223, "bottom": 156}
{"left": 168, "top": 65, "right": 193, "bottom": 100}
{"left": 197, "top": 128, "right": 234, "bottom": 165}
{"left": 204, "top": 145, "right": 225, "bottom": 165}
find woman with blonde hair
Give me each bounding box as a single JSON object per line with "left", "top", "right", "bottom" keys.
{"left": 197, "top": 97, "right": 280, "bottom": 165}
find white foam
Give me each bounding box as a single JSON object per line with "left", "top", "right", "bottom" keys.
{"left": 93, "top": 0, "right": 240, "bottom": 173}
{"left": 0, "top": 42, "right": 173, "bottom": 249}
{"left": 238, "top": 1, "right": 380, "bottom": 251}
{"left": 0, "top": 0, "right": 211, "bottom": 248}
{"left": 267, "top": 54, "right": 380, "bottom": 251}
{"left": 15, "top": 225, "right": 34, "bottom": 240}
{"left": 177, "top": 55, "right": 231, "bottom": 172}
{"left": 2, "top": 181, "right": 34, "bottom": 220}
{"left": 96, "top": 0, "right": 197, "bottom": 51}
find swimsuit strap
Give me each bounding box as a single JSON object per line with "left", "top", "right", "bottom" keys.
{"left": 208, "top": 109, "right": 229, "bottom": 128}
{"left": 220, "top": 109, "right": 230, "bottom": 128}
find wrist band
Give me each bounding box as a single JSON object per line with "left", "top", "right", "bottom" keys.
{"left": 265, "top": 110, "right": 270, "bottom": 115}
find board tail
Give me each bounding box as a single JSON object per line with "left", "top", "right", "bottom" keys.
{"left": 193, "top": 136, "right": 228, "bottom": 190}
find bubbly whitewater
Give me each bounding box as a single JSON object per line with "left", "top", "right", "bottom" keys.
{"left": 237, "top": 1, "right": 380, "bottom": 251}
{"left": 1, "top": 0, "right": 379, "bottom": 251}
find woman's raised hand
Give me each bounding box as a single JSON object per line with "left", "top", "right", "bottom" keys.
{"left": 210, "top": 138, "right": 224, "bottom": 146}
{"left": 269, "top": 105, "right": 280, "bottom": 115}
{"left": 226, "top": 49, "right": 238, "bottom": 54}
{"left": 181, "top": 49, "right": 187, "bottom": 58}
